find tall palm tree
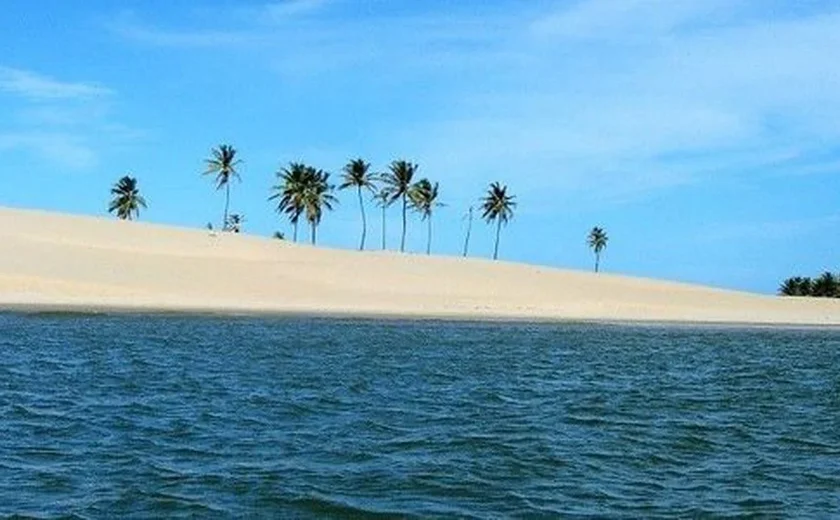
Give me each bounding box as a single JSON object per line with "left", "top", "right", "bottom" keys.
{"left": 409, "top": 178, "right": 442, "bottom": 255}
{"left": 203, "top": 144, "right": 241, "bottom": 229}
{"left": 108, "top": 175, "right": 146, "bottom": 220}
{"left": 373, "top": 186, "right": 392, "bottom": 250}
{"left": 481, "top": 182, "right": 516, "bottom": 260}
{"left": 339, "top": 158, "right": 377, "bottom": 251}
{"left": 382, "top": 160, "right": 418, "bottom": 252}
{"left": 462, "top": 206, "right": 474, "bottom": 257}
{"left": 587, "top": 226, "right": 609, "bottom": 273}
{"left": 269, "top": 162, "right": 309, "bottom": 242}
{"left": 302, "top": 167, "right": 337, "bottom": 245}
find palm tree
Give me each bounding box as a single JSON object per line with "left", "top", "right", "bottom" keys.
{"left": 587, "top": 226, "right": 609, "bottom": 273}
{"left": 382, "top": 160, "right": 418, "bottom": 252}
{"left": 409, "top": 178, "right": 442, "bottom": 255}
{"left": 481, "top": 182, "right": 516, "bottom": 260}
{"left": 373, "top": 186, "right": 392, "bottom": 250}
{"left": 226, "top": 213, "right": 244, "bottom": 233}
{"left": 811, "top": 272, "right": 838, "bottom": 297}
{"left": 269, "top": 162, "right": 309, "bottom": 242}
{"left": 339, "top": 158, "right": 377, "bottom": 251}
{"left": 462, "top": 206, "right": 474, "bottom": 257}
{"left": 108, "top": 175, "right": 146, "bottom": 220}
{"left": 301, "top": 167, "right": 337, "bottom": 245}
{"left": 779, "top": 276, "right": 812, "bottom": 296}
{"left": 203, "top": 144, "right": 241, "bottom": 228}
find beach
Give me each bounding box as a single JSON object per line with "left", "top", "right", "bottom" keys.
{"left": 1, "top": 206, "right": 839, "bottom": 325}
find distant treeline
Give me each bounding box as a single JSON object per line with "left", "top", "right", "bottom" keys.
{"left": 779, "top": 272, "right": 840, "bottom": 297}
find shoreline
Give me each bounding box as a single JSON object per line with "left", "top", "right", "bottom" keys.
{"left": 2, "top": 206, "right": 840, "bottom": 327}
{"left": 3, "top": 301, "right": 840, "bottom": 331}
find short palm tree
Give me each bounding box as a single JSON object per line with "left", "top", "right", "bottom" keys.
{"left": 481, "top": 182, "right": 516, "bottom": 260}
{"left": 373, "top": 186, "right": 392, "bottom": 250}
{"left": 339, "top": 158, "right": 377, "bottom": 251}
{"left": 269, "top": 162, "right": 309, "bottom": 242}
{"left": 812, "top": 272, "right": 838, "bottom": 297}
{"left": 409, "top": 178, "right": 442, "bottom": 255}
{"left": 382, "top": 160, "right": 418, "bottom": 252}
{"left": 108, "top": 175, "right": 146, "bottom": 220}
{"left": 226, "top": 213, "right": 244, "bottom": 233}
{"left": 301, "top": 167, "right": 337, "bottom": 245}
{"left": 587, "top": 226, "right": 609, "bottom": 273}
{"left": 779, "top": 276, "right": 812, "bottom": 296}
{"left": 203, "top": 144, "right": 241, "bottom": 229}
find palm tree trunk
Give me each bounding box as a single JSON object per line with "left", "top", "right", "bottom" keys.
{"left": 223, "top": 182, "right": 230, "bottom": 230}
{"left": 463, "top": 207, "right": 473, "bottom": 257}
{"left": 311, "top": 222, "right": 316, "bottom": 245}
{"left": 493, "top": 218, "right": 502, "bottom": 260}
{"left": 426, "top": 216, "right": 432, "bottom": 255}
{"left": 293, "top": 220, "right": 298, "bottom": 242}
{"left": 357, "top": 187, "right": 367, "bottom": 251}
{"left": 381, "top": 205, "right": 386, "bottom": 250}
{"left": 400, "top": 195, "right": 407, "bottom": 252}
{"left": 595, "top": 253, "right": 600, "bottom": 273}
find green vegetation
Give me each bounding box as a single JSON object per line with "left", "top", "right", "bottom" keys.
{"left": 587, "top": 226, "right": 609, "bottom": 273}
{"left": 382, "top": 160, "right": 419, "bottom": 253}
{"left": 462, "top": 206, "right": 474, "bottom": 258}
{"left": 270, "top": 162, "right": 308, "bottom": 242}
{"left": 339, "top": 159, "right": 377, "bottom": 251}
{"left": 268, "top": 163, "right": 336, "bottom": 245}
{"left": 481, "top": 182, "right": 516, "bottom": 260}
{"left": 202, "top": 144, "right": 241, "bottom": 229}
{"left": 373, "top": 186, "right": 392, "bottom": 251}
{"left": 226, "top": 214, "right": 244, "bottom": 233}
{"left": 409, "top": 178, "right": 442, "bottom": 255}
{"left": 779, "top": 272, "right": 840, "bottom": 297}
{"left": 301, "top": 168, "right": 337, "bottom": 245}
{"left": 108, "top": 175, "right": 146, "bottom": 220}
{"left": 106, "top": 152, "right": 638, "bottom": 267}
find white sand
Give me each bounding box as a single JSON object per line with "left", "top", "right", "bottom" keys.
{"left": 1, "top": 206, "right": 839, "bottom": 325}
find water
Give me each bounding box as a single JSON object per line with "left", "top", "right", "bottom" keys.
{"left": 1, "top": 313, "right": 839, "bottom": 518}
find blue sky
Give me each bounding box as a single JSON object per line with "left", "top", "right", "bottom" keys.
{"left": 2, "top": 0, "right": 839, "bottom": 293}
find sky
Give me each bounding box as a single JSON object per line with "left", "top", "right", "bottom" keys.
{"left": 1, "top": 0, "right": 839, "bottom": 294}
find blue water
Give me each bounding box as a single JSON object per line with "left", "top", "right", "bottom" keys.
{"left": 1, "top": 313, "right": 839, "bottom": 518}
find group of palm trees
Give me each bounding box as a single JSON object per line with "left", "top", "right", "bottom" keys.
{"left": 107, "top": 143, "right": 609, "bottom": 268}
{"left": 194, "top": 144, "right": 518, "bottom": 260}
{"left": 779, "top": 272, "right": 840, "bottom": 297}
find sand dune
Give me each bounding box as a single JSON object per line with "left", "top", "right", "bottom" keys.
{"left": 1, "top": 206, "right": 839, "bottom": 325}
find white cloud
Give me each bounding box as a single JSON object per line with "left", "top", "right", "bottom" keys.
{"left": 0, "top": 66, "right": 129, "bottom": 170}
{"left": 262, "top": 0, "right": 331, "bottom": 19}
{"left": 531, "top": 0, "right": 726, "bottom": 40}
{"left": 107, "top": 1, "right": 840, "bottom": 204}
{"left": 699, "top": 214, "right": 840, "bottom": 243}
{"left": 0, "top": 132, "right": 98, "bottom": 170}
{"left": 0, "top": 67, "right": 111, "bottom": 101}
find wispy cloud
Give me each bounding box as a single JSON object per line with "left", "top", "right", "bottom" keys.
{"left": 0, "top": 132, "right": 98, "bottom": 170}
{"left": 262, "top": 0, "right": 332, "bottom": 19}
{"left": 699, "top": 214, "right": 840, "bottom": 243}
{"left": 0, "top": 66, "right": 111, "bottom": 101}
{"left": 0, "top": 66, "right": 128, "bottom": 170}
{"left": 106, "top": 1, "right": 840, "bottom": 205}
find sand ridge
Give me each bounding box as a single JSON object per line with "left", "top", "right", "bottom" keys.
{"left": 1, "top": 206, "right": 840, "bottom": 325}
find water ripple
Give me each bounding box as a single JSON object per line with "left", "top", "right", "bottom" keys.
{"left": 1, "top": 314, "right": 839, "bottom": 517}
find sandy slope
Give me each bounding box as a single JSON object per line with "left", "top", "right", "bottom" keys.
{"left": 1, "top": 206, "right": 839, "bottom": 325}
